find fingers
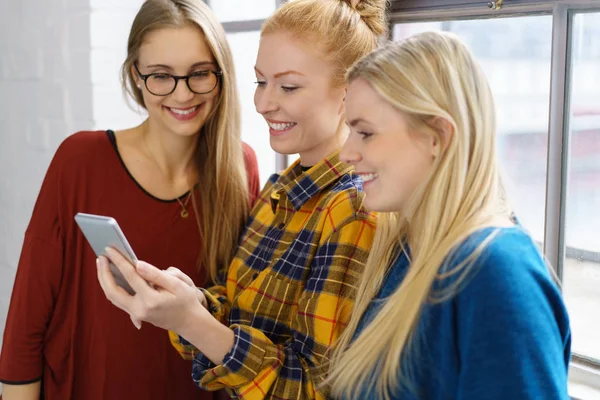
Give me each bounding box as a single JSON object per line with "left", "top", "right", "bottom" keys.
{"left": 136, "top": 261, "right": 183, "bottom": 294}
{"left": 165, "top": 266, "right": 195, "bottom": 287}
{"left": 130, "top": 314, "right": 142, "bottom": 330}
{"left": 97, "top": 256, "right": 135, "bottom": 312}
{"left": 105, "top": 247, "right": 151, "bottom": 295}
{"left": 163, "top": 267, "right": 205, "bottom": 308}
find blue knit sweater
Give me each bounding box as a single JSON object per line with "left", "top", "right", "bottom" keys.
{"left": 346, "top": 227, "right": 571, "bottom": 400}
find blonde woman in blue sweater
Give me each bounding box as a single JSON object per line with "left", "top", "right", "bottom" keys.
{"left": 327, "top": 32, "right": 571, "bottom": 400}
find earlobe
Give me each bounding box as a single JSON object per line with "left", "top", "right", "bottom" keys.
{"left": 430, "top": 117, "right": 454, "bottom": 157}
{"left": 131, "top": 65, "right": 142, "bottom": 90}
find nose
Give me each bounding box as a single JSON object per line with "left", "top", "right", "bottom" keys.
{"left": 171, "top": 78, "right": 195, "bottom": 103}
{"left": 340, "top": 133, "right": 362, "bottom": 165}
{"left": 254, "top": 85, "right": 278, "bottom": 115}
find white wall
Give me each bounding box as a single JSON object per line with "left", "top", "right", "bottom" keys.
{"left": 0, "top": 0, "right": 145, "bottom": 361}
{"left": 90, "top": 0, "right": 147, "bottom": 131}
{"left": 0, "top": 0, "right": 93, "bottom": 354}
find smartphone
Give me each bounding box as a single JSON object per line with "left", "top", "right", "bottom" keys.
{"left": 74, "top": 212, "right": 138, "bottom": 295}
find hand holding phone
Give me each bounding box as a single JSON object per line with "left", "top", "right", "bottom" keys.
{"left": 75, "top": 213, "right": 138, "bottom": 295}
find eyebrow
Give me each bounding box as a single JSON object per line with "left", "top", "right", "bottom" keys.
{"left": 347, "top": 118, "right": 370, "bottom": 127}
{"left": 254, "top": 67, "right": 305, "bottom": 78}
{"left": 145, "top": 61, "right": 216, "bottom": 70}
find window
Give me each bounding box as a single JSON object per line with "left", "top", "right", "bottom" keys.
{"left": 390, "top": 0, "right": 600, "bottom": 395}
{"left": 393, "top": 16, "right": 553, "bottom": 244}
{"left": 209, "top": 0, "right": 275, "bottom": 23}
{"left": 215, "top": 0, "right": 281, "bottom": 186}
{"left": 563, "top": 11, "right": 600, "bottom": 363}
{"left": 227, "top": 31, "right": 275, "bottom": 185}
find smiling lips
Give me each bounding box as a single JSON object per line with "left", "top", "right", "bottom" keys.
{"left": 164, "top": 104, "right": 202, "bottom": 121}
{"left": 357, "top": 172, "right": 378, "bottom": 186}
{"left": 266, "top": 119, "right": 297, "bottom": 136}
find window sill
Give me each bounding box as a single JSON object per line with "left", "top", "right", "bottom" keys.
{"left": 569, "top": 360, "right": 600, "bottom": 399}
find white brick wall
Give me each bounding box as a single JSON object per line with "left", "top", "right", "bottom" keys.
{"left": 0, "top": 0, "right": 92, "bottom": 360}
{"left": 0, "top": 0, "right": 145, "bottom": 369}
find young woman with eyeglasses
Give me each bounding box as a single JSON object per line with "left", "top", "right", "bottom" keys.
{"left": 0, "top": 1, "right": 260, "bottom": 399}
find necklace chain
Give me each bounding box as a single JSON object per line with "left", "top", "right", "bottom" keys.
{"left": 175, "top": 191, "right": 192, "bottom": 219}
{"left": 143, "top": 125, "right": 193, "bottom": 219}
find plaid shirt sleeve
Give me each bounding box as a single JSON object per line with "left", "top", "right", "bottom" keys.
{"left": 192, "top": 213, "right": 375, "bottom": 399}
{"left": 169, "top": 284, "right": 230, "bottom": 360}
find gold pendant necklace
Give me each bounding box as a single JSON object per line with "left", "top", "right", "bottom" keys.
{"left": 176, "top": 191, "right": 192, "bottom": 218}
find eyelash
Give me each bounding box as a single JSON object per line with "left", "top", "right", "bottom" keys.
{"left": 358, "top": 131, "right": 373, "bottom": 139}
{"left": 254, "top": 81, "right": 298, "bottom": 93}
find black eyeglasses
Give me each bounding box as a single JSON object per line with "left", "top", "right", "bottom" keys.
{"left": 134, "top": 63, "right": 222, "bottom": 96}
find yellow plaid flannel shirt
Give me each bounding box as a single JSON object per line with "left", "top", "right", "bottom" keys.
{"left": 170, "top": 151, "right": 376, "bottom": 399}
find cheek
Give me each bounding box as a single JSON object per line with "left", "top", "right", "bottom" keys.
{"left": 143, "top": 93, "right": 163, "bottom": 111}
{"left": 376, "top": 139, "right": 432, "bottom": 192}
{"left": 393, "top": 148, "right": 433, "bottom": 194}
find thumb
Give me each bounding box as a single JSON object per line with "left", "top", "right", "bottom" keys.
{"left": 130, "top": 314, "right": 142, "bottom": 330}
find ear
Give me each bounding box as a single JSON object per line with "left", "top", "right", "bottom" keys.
{"left": 338, "top": 86, "right": 348, "bottom": 116}
{"left": 429, "top": 117, "right": 454, "bottom": 158}
{"left": 131, "top": 65, "right": 142, "bottom": 89}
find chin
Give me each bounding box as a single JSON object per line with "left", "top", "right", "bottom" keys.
{"left": 269, "top": 137, "right": 297, "bottom": 155}
{"left": 362, "top": 199, "right": 378, "bottom": 212}
{"left": 165, "top": 121, "right": 205, "bottom": 137}
{"left": 363, "top": 196, "right": 394, "bottom": 213}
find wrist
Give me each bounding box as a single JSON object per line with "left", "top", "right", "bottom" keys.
{"left": 177, "top": 304, "right": 234, "bottom": 365}
{"left": 176, "top": 299, "right": 207, "bottom": 339}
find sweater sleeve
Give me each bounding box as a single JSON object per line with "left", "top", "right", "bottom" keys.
{"left": 0, "top": 148, "right": 65, "bottom": 384}
{"left": 455, "top": 234, "right": 571, "bottom": 400}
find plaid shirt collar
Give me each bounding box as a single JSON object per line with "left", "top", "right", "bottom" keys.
{"left": 269, "top": 151, "right": 353, "bottom": 213}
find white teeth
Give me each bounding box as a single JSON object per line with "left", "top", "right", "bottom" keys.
{"left": 268, "top": 121, "right": 296, "bottom": 131}
{"left": 359, "top": 173, "right": 378, "bottom": 183}
{"left": 169, "top": 106, "right": 198, "bottom": 115}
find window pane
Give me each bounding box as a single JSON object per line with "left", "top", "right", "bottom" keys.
{"left": 210, "top": 0, "right": 275, "bottom": 23}
{"left": 227, "top": 31, "right": 276, "bottom": 186}
{"left": 563, "top": 11, "right": 600, "bottom": 362}
{"left": 393, "top": 16, "right": 553, "bottom": 244}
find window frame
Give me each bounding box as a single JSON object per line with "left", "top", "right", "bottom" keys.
{"left": 390, "top": 0, "right": 600, "bottom": 392}
{"left": 216, "top": 0, "right": 289, "bottom": 172}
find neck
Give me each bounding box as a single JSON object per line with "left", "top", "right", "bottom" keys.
{"left": 141, "top": 120, "right": 199, "bottom": 183}
{"left": 299, "top": 121, "right": 349, "bottom": 166}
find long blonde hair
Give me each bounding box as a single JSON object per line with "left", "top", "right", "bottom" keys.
{"left": 328, "top": 32, "right": 512, "bottom": 399}
{"left": 121, "top": 0, "right": 250, "bottom": 283}
{"left": 261, "top": 0, "right": 389, "bottom": 87}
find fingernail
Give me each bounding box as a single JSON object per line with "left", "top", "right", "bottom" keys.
{"left": 96, "top": 258, "right": 100, "bottom": 268}
{"left": 137, "top": 262, "right": 148, "bottom": 272}
{"left": 134, "top": 320, "right": 142, "bottom": 330}
{"left": 104, "top": 247, "right": 111, "bottom": 254}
